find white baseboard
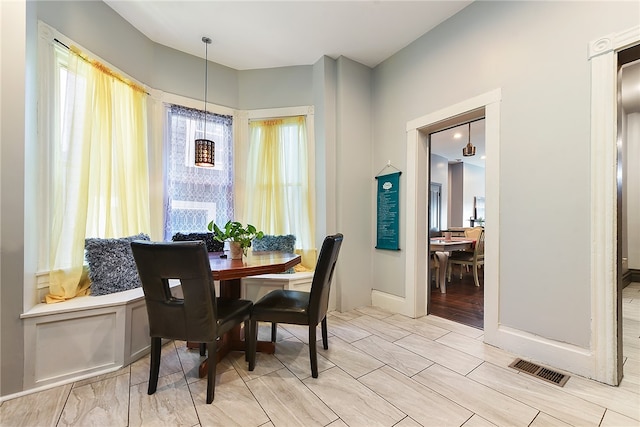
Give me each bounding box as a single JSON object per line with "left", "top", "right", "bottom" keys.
{"left": 487, "top": 324, "right": 596, "bottom": 381}
{"left": 371, "top": 289, "right": 415, "bottom": 318}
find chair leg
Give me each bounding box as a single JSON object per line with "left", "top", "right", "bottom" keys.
{"left": 206, "top": 340, "right": 217, "bottom": 404}
{"left": 271, "top": 322, "right": 277, "bottom": 342}
{"left": 248, "top": 320, "right": 257, "bottom": 371}
{"left": 244, "top": 320, "right": 250, "bottom": 362}
{"left": 199, "top": 343, "right": 206, "bottom": 356}
{"left": 473, "top": 264, "right": 480, "bottom": 287}
{"left": 148, "top": 337, "right": 161, "bottom": 395}
{"left": 321, "top": 317, "right": 328, "bottom": 350}
{"left": 309, "top": 324, "right": 318, "bottom": 378}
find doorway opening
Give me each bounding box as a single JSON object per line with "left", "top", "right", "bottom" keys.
{"left": 400, "top": 89, "right": 499, "bottom": 342}
{"left": 428, "top": 119, "right": 486, "bottom": 329}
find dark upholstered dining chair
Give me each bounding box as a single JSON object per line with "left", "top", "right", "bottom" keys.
{"left": 130, "top": 240, "right": 253, "bottom": 404}
{"left": 248, "top": 233, "right": 343, "bottom": 378}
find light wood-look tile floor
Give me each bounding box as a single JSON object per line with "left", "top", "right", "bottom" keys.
{"left": 2, "top": 283, "right": 639, "bottom": 426}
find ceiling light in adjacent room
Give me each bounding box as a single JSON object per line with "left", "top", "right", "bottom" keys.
{"left": 462, "top": 122, "right": 476, "bottom": 157}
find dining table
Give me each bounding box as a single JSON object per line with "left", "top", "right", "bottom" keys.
{"left": 195, "top": 250, "right": 301, "bottom": 377}
{"left": 429, "top": 237, "right": 474, "bottom": 293}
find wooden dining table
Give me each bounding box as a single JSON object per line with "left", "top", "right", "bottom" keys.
{"left": 429, "top": 237, "right": 474, "bottom": 293}
{"left": 196, "top": 251, "right": 301, "bottom": 377}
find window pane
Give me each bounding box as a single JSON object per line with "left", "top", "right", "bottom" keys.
{"left": 164, "top": 106, "right": 234, "bottom": 239}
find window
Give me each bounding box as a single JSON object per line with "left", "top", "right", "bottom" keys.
{"left": 245, "top": 115, "right": 316, "bottom": 269}
{"left": 42, "top": 38, "right": 150, "bottom": 302}
{"left": 164, "top": 105, "right": 234, "bottom": 239}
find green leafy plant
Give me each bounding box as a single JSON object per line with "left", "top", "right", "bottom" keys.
{"left": 207, "top": 220, "right": 264, "bottom": 252}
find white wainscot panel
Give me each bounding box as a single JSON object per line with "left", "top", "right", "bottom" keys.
{"left": 22, "top": 287, "right": 155, "bottom": 391}
{"left": 35, "top": 311, "right": 119, "bottom": 383}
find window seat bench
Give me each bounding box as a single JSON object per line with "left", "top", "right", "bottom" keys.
{"left": 20, "top": 286, "right": 164, "bottom": 391}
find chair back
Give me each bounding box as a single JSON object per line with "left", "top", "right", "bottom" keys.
{"left": 472, "top": 228, "right": 485, "bottom": 260}
{"left": 131, "top": 240, "right": 218, "bottom": 343}
{"left": 463, "top": 227, "right": 483, "bottom": 256}
{"left": 464, "top": 226, "right": 483, "bottom": 241}
{"left": 308, "top": 233, "right": 344, "bottom": 325}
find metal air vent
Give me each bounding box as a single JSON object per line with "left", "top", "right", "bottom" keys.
{"left": 509, "top": 358, "right": 570, "bottom": 387}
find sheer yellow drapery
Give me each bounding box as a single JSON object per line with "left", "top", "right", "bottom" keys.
{"left": 245, "top": 116, "right": 316, "bottom": 269}
{"left": 46, "top": 46, "right": 150, "bottom": 303}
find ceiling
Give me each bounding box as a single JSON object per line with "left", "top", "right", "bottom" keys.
{"left": 430, "top": 119, "right": 485, "bottom": 168}
{"left": 103, "top": 1, "right": 473, "bottom": 70}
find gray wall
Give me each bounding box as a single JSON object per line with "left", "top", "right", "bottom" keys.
{"left": 334, "top": 56, "right": 374, "bottom": 311}
{"left": 238, "top": 66, "right": 314, "bottom": 110}
{"left": 312, "top": 56, "right": 337, "bottom": 244}
{"left": 371, "top": 1, "right": 638, "bottom": 347}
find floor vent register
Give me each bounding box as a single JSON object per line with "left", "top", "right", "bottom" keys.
{"left": 508, "top": 358, "right": 570, "bottom": 387}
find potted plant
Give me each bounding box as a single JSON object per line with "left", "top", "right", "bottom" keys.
{"left": 208, "top": 220, "right": 264, "bottom": 259}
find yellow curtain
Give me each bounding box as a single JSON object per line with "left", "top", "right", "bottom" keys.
{"left": 245, "top": 117, "right": 317, "bottom": 269}
{"left": 46, "top": 46, "right": 150, "bottom": 303}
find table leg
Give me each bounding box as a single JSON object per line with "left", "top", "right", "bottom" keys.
{"left": 435, "top": 251, "right": 448, "bottom": 294}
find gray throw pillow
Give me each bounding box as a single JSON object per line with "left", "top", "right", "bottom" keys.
{"left": 252, "top": 234, "right": 296, "bottom": 273}
{"left": 85, "top": 233, "right": 150, "bottom": 296}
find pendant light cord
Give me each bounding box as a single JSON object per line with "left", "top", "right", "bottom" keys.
{"left": 202, "top": 36, "right": 211, "bottom": 138}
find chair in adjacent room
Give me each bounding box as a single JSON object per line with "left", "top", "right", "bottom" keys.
{"left": 248, "top": 233, "right": 343, "bottom": 378}
{"left": 131, "top": 240, "right": 254, "bottom": 403}
{"left": 447, "top": 227, "right": 485, "bottom": 287}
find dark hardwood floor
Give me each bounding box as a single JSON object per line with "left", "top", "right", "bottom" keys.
{"left": 429, "top": 264, "right": 484, "bottom": 329}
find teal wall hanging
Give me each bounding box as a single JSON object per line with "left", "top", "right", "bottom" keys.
{"left": 375, "top": 163, "right": 401, "bottom": 250}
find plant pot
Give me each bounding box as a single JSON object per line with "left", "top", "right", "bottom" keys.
{"left": 229, "top": 241, "right": 244, "bottom": 260}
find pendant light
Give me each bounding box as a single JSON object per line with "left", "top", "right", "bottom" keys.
{"left": 462, "top": 122, "right": 476, "bottom": 157}
{"left": 195, "top": 36, "right": 215, "bottom": 167}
